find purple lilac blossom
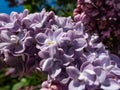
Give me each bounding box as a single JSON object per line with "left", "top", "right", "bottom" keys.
{"left": 0, "top": 9, "right": 120, "bottom": 90}
{"left": 74, "top": 0, "right": 120, "bottom": 57}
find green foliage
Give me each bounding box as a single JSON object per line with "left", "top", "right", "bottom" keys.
{"left": 0, "top": 70, "right": 46, "bottom": 90}
{"left": 6, "top": 0, "right": 77, "bottom": 17}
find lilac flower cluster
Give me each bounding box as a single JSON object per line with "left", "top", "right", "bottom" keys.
{"left": 0, "top": 9, "right": 120, "bottom": 90}
{"left": 74, "top": 0, "right": 120, "bottom": 56}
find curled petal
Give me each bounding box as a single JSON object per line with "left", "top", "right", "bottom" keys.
{"left": 0, "top": 13, "right": 10, "bottom": 22}
{"left": 54, "top": 28, "right": 63, "bottom": 38}
{"left": 101, "top": 79, "right": 120, "bottom": 90}
{"left": 94, "top": 67, "right": 106, "bottom": 83}
{"left": 38, "top": 50, "right": 49, "bottom": 59}
{"left": 0, "top": 42, "right": 11, "bottom": 49}
{"left": 0, "top": 30, "right": 11, "bottom": 41}
{"left": 50, "top": 62, "right": 62, "bottom": 78}
{"left": 62, "top": 54, "right": 74, "bottom": 66}
{"left": 73, "top": 38, "right": 87, "bottom": 51}
{"left": 74, "top": 22, "right": 84, "bottom": 34}
{"left": 66, "top": 66, "right": 80, "bottom": 80}
{"left": 83, "top": 69, "right": 96, "bottom": 85}
{"left": 42, "top": 58, "right": 54, "bottom": 71}
{"left": 110, "top": 54, "right": 120, "bottom": 67}
{"left": 69, "top": 80, "right": 85, "bottom": 90}
{"left": 111, "top": 67, "right": 120, "bottom": 76}
{"left": 35, "top": 33, "right": 47, "bottom": 45}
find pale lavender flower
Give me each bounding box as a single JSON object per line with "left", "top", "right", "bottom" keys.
{"left": 0, "top": 30, "right": 29, "bottom": 54}
{"left": 39, "top": 47, "right": 73, "bottom": 79}
{"left": 35, "top": 28, "right": 65, "bottom": 51}
{"left": 22, "top": 9, "right": 55, "bottom": 30}
{"left": 66, "top": 66, "right": 96, "bottom": 90}
{"left": 0, "top": 9, "right": 29, "bottom": 31}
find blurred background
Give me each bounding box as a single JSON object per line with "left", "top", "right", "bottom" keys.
{"left": 0, "top": 0, "right": 76, "bottom": 90}
{"left": 0, "top": 0, "right": 23, "bottom": 14}
{"left": 0, "top": 0, "right": 76, "bottom": 17}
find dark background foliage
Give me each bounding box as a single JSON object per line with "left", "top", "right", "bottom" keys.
{"left": 6, "top": 0, "right": 77, "bottom": 17}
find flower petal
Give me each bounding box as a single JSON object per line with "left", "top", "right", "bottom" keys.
{"left": 54, "top": 28, "right": 63, "bottom": 38}
{"left": 42, "top": 58, "right": 54, "bottom": 71}
{"left": 101, "top": 79, "right": 120, "bottom": 90}
{"left": 83, "top": 69, "right": 96, "bottom": 85}
{"left": 66, "top": 66, "right": 80, "bottom": 80}
{"left": 50, "top": 62, "right": 62, "bottom": 78}
{"left": 69, "top": 80, "right": 85, "bottom": 90}
{"left": 73, "top": 38, "right": 87, "bottom": 51}
{"left": 0, "top": 13, "right": 10, "bottom": 22}
{"left": 0, "top": 30, "right": 11, "bottom": 41}
{"left": 0, "top": 42, "right": 11, "bottom": 49}
{"left": 35, "top": 33, "right": 47, "bottom": 45}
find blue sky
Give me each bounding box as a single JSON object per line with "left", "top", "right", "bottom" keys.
{"left": 0, "top": 0, "right": 24, "bottom": 14}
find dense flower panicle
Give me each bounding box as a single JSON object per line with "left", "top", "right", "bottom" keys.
{"left": 0, "top": 9, "right": 29, "bottom": 31}
{"left": 0, "top": 9, "right": 120, "bottom": 90}
{"left": 22, "top": 9, "right": 55, "bottom": 30}
{"left": 0, "top": 9, "right": 54, "bottom": 76}
{"left": 74, "top": 0, "right": 120, "bottom": 57}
